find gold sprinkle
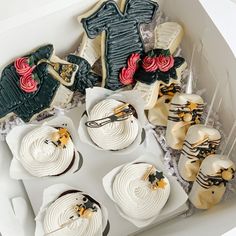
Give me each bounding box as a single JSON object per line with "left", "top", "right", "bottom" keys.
{"left": 222, "top": 170, "right": 233, "bottom": 181}
{"left": 183, "top": 113, "right": 192, "bottom": 122}
{"left": 114, "top": 103, "right": 130, "bottom": 114}
{"left": 188, "top": 102, "right": 198, "bottom": 111}
{"left": 157, "top": 179, "right": 167, "bottom": 189}
{"left": 82, "top": 209, "right": 93, "bottom": 219}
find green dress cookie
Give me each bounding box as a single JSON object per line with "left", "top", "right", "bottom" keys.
{"left": 0, "top": 45, "right": 102, "bottom": 122}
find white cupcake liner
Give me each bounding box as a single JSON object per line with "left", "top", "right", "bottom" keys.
{"left": 78, "top": 87, "right": 146, "bottom": 155}
{"left": 103, "top": 153, "right": 188, "bottom": 228}
{"left": 35, "top": 184, "right": 109, "bottom": 236}
{"left": 6, "top": 116, "right": 83, "bottom": 180}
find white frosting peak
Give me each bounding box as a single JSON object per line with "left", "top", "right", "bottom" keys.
{"left": 19, "top": 126, "right": 75, "bottom": 177}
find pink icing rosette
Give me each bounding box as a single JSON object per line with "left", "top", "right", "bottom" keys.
{"left": 156, "top": 55, "right": 174, "bottom": 72}
{"left": 14, "top": 57, "right": 38, "bottom": 93}
{"left": 127, "top": 53, "right": 140, "bottom": 70}
{"left": 14, "top": 57, "right": 34, "bottom": 76}
{"left": 119, "top": 67, "right": 135, "bottom": 85}
{"left": 20, "top": 74, "right": 38, "bottom": 93}
{"left": 142, "top": 56, "right": 158, "bottom": 72}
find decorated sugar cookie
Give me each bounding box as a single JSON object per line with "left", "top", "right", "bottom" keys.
{"left": 178, "top": 125, "right": 221, "bottom": 181}
{"left": 133, "top": 49, "right": 186, "bottom": 109}
{"left": 0, "top": 45, "right": 77, "bottom": 122}
{"left": 0, "top": 44, "right": 104, "bottom": 122}
{"left": 132, "top": 21, "right": 186, "bottom": 110}
{"left": 0, "top": 45, "right": 59, "bottom": 122}
{"left": 189, "top": 154, "right": 235, "bottom": 209}
{"left": 78, "top": 32, "right": 101, "bottom": 66}
{"left": 80, "top": 0, "right": 158, "bottom": 90}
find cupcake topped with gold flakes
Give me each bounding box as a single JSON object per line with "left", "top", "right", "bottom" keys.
{"left": 111, "top": 163, "right": 170, "bottom": 227}
{"left": 7, "top": 116, "right": 82, "bottom": 179}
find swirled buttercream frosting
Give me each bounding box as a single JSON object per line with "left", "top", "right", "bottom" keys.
{"left": 112, "top": 163, "right": 170, "bottom": 222}
{"left": 43, "top": 191, "right": 106, "bottom": 236}
{"left": 87, "top": 99, "right": 139, "bottom": 150}
{"left": 19, "top": 126, "right": 75, "bottom": 177}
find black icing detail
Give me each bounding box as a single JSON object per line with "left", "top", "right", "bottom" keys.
{"left": 57, "top": 190, "right": 81, "bottom": 199}
{"left": 82, "top": 194, "right": 101, "bottom": 208}
{"left": 81, "top": 0, "right": 158, "bottom": 90}
{"left": 174, "top": 56, "right": 185, "bottom": 68}
{"left": 28, "top": 44, "right": 54, "bottom": 64}
{"left": 73, "top": 151, "right": 84, "bottom": 173}
{"left": 148, "top": 171, "right": 165, "bottom": 184}
{"left": 196, "top": 170, "right": 233, "bottom": 189}
{"left": 133, "top": 66, "right": 157, "bottom": 85}
{"left": 67, "top": 55, "right": 101, "bottom": 94}
{"left": 140, "top": 128, "right": 146, "bottom": 144}
{"left": 85, "top": 107, "right": 134, "bottom": 128}
{"left": 57, "top": 191, "right": 101, "bottom": 210}
{"left": 81, "top": 110, "right": 88, "bottom": 118}
{"left": 86, "top": 103, "right": 136, "bottom": 128}
{"left": 51, "top": 152, "right": 76, "bottom": 177}
{"left": 134, "top": 49, "right": 186, "bottom": 85}
{"left": 183, "top": 139, "right": 221, "bottom": 161}
{"left": 103, "top": 221, "right": 110, "bottom": 236}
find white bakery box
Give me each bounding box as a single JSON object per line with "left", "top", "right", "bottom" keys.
{"left": 0, "top": 0, "right": 236, "bottom": 236}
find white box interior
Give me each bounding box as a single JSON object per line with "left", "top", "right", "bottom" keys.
{"left": 0, "top": 0, "right": 236, "bottom": 235}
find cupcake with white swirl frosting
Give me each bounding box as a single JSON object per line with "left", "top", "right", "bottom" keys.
{"left": 104, "top": 162, "right": 170, "bottom": 227}
{"left": 36, "top": 184, "right": 109, "bottom": 236}
{"left": 79, "top": 87, "right": 145, "bottom": 154}
{"left": 7, "top": 116, "right": 82, "bottom": 179}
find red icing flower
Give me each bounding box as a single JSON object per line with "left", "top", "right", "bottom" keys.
{"left": 127, "top": 53, "right": 140, "bottom": 70}
{"left": 156, "top": 55, "right": 174, "bottom": 72}
{"left": 20, "top": 74, "right": 38, "bottom": 93}
{"left": 142, "top": 56, "right": 158, "bottom": 72}
{"left": 14, "top": 57, "right": 33, "bottom": 76}
{"left": 119, "top": 67, "right": 135, "bottom": 85}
